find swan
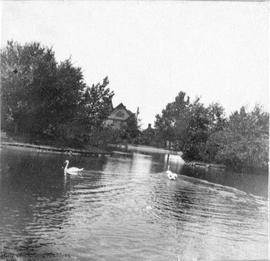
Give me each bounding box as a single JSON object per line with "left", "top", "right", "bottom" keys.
{"left": 64, "top": 160, "right": 84, "bottom": 175}
{"left": 166, "top": 165, "right": 177, "bottom": 180}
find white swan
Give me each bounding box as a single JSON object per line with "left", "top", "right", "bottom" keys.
{"left": 166, "top": 165, "right": 177, "bottom": 180}
{"left": 64, "top": 160, "right": 84, "bottom": 175}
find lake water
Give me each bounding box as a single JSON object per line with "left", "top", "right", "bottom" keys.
{"left": 0, "top": 147, "right": 268, "bottom": 260}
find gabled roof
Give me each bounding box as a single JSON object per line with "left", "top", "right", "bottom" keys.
{"left": 112, "top": 103, "right": 133, "bottom": 116}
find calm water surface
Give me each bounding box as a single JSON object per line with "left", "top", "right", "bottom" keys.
{"left": 0, "top": 147, "right": 268, "bottom": 260}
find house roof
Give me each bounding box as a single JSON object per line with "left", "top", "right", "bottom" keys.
{"left": 112, "top": 103, "right": 133, "bottom": 116}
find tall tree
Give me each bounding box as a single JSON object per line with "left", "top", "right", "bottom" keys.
{"left": 1, "top": 41, "right": 58, "bottom": 135}
{"left": 155, "top": 91, "right": 191, "bottom": 148}
{"left": 81, "top": 76, "right": 114, "bottom": 130}
{"left": 207, "top": 103, "right": 227, "bottom": 132}
{"left": 54, "top": 60, "right": 86, "bottom": 124}
{"left": 1, "top": 41, "right": 86, "bottom": 138}
{"left": 208, "top": 106, "right": 269, "bottom": 169}
{"left": 182, "top": 99, "right": 210, "bottom": 160}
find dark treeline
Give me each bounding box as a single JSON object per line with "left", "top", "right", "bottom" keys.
{"left": 139, "top": 91, "right": 269, "bottom": 171}
{"left": 0, "top": 41, "right": 138, "bottom": 148}
{"left": 1, "top": 41, "right": 268, "bottom": 171}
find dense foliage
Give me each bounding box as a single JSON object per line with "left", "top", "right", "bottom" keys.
{"left": 152, "top": 91, "right": 268, "bottom": 170}
{"left": 206, "top": 106, "right": 269, "bottom": 170}
{"left": 0, "top": 41, "right": 136, "bottom": 147}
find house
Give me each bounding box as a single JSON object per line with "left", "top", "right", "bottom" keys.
{"left": 104, "top": 103, "right": 138, "bottom": 130}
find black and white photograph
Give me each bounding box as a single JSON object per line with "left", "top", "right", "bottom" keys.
{"left": 0, "top": 1, "right": 269, "bottom": 260}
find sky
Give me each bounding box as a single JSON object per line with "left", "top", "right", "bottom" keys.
{"left": 1, "top": 1, "right": 269, "bottom": 128}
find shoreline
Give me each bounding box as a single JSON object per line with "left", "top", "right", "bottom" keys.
{"left": 1, "top": 140, "right": 267, "bottom": 174}
{"left": 108, "top": 143, "right": 183, "bottom": 156}
{"left": 108, "top": 143, "right": 227, "bottom": 170}
{"left": 185, "top": 161, "right": 226, "bottom": 170}
{"left": 0, "top": 141, "right": 112, "bottom": 157}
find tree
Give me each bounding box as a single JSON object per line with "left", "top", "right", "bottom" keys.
{"left": 207, "top": 103, "right": 227, "bottom": 132}
{"left": 181, "top": 99, "right": 210, "bottom": 160}
{"left": 54, "top": 59, "right": 86, "bottom": 124}
{"left": 154, "top": 91, "right": 212, "bottom": 160}
{"left": 154, "top": 91, "right": 191, "bottom": 148}
{"left": 199, "top": 103, "right": 227, "bottom": 162}
{"left": 154, "top": 90, "right": 268, "bottom": 170}
{"left": 1, "top": 41, "right": 86, "bottom": 140}
{"left": 1, "top": 41, "right": 120, "bottom": 148}
{"left": 81, "top": 76, "right": 114, "bottom": 130}
{"left": 208, "top": 106, "right": 269, "bottom": 169}
{"left": 1, "top": 41, "right": 58, "bottom": 135}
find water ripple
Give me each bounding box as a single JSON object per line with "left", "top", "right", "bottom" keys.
{"left": 0, "top": 149, "right": 268, "bottom": 260}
